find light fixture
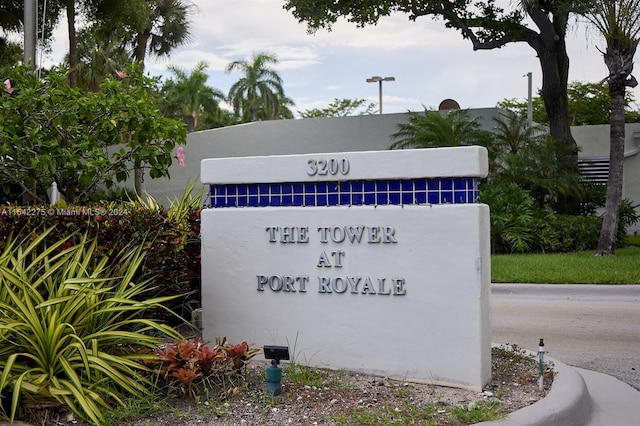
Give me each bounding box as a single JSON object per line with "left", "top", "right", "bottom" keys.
{"left": 264, "top": 345, "right": 290, "bottom": 396}
{"left": 366, "top": 76, "right": 395, "bottom": 114}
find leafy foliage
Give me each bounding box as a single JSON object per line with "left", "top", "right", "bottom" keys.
{"left": 387, "top": 106, "right": 637, "bottom": 253}
{"left": 0, "top": 1, "right": 63, "bottom": 50}
{"left": 481, "top": 182, "right": 535, "bottom": 253}
{"left": 492, "top": 111, "right": 545, "bottom": 155}
{"left": 0, "top": 39, "right": 22, "bottom": 75}
{"left": 0, "top": 228, "right": 182, "bottom": 424}
{"left": 0, "top": 191, "right": 202, "bottom": 320}
{"left": 533, "top": 214, "right": 603, "bottom": 253}
{"left": 284, "top": 0, "right": 527, "bottom": 39}
{"left": 121, "top": 0, "right": 195, "bottom": 65}
{"left": 298, "top": 98, "right": 377, "bottom": 118}
{"left": 390, "top": 108, "right": 494, "bottom": 150}
{"left": 566, "top": 81, "right": 640, "bottom": 124}
{"left": 617, "top": 199, "right": 640, "bottom": 242}
{"left": 74, "top": 27, "right": 131, "bottom": 92}
{"left": 498, "top": 81, "right": 640, "bottom": 125}
{"left": 0, "top": 63, "right": 187, "bottom": 204}
{"left": 497, "top": 96, "right": 548, "bottom": 124}
{"left": 161, "top": 61, "right": 226, "bottom": 132}
{"left": 481, "top": 182, "right": 609, "bottom": 253}
{"left": 491, "top": 131, "right": 584, "bottom": 211}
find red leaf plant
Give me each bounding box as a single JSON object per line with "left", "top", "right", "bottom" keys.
{"left": 153, "top": 337, "right": 259, "bottom": 397}
{"left": 155, "top": 338, "right": 199, "bottom": 374}
{"left": 219, "top": 339, "right": 261, "bottom": 371}
{"left": 196, "top": 342, "right": 224, "bottom": 376}
{"left": 171, "top": 367, "right": 203, "bottom": 396}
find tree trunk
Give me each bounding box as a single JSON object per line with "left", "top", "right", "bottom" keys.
{"left": 65, "top": 0, "right": 77, "bottom": 88}
{"left": 533, "top": 22, "right": 579, "bottom": 214}
{"left": 596, "top": 78, "right": 627, "bottom": 255}
{"left": 133, "top": 29, "right": 151, "bottom": 195}
{"left": 134, "top": 167, "right": 144, "bottom": 196}
{"left": 184, "top": 115, "right": 196, "bottom": 133}
{"left": 135, "top": 29, "right": 151, "bottom": 67}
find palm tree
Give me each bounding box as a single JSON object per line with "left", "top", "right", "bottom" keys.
{"left": 116, "top": 0, "right": 193, "bottom": 194}
{"left": 274, "top": 94, "right": 296, "bottom": 120}
{"left": 74, "top": 29, "right": 130, "bottom": 91}
{"left": 130, "top": 0, "right": 194, "bottom": 68}
{"left": 489, "top": 111, "right": 583, "bottom": 209}
{"left": 492, "top": 111, "right": 545, "bottom": 155}
{"left": 62, "top": 0, "right": 80, "bottom": 87}
{"left": 389, "top": 108, "right": 493, "bottom": 150}
{"left": 226, "top": 52, "right": 285, "bottom": 122}
{"left": 163, "top": 61, "right": 225, "bottom": 132}
{"left": 582, "top": 0, "right": 640, "bottom": 255}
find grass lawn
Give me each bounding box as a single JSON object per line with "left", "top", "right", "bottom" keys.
{"left": 491, "top": 236, "right": 640, "bottom": 284}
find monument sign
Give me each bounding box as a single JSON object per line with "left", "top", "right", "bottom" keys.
{"left": 200, "top": 147, "right": 491, "bottom": 390}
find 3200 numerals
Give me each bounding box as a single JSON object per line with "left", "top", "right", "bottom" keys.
{"left": 307, "top": 158, "right": 350, "bottom": 176}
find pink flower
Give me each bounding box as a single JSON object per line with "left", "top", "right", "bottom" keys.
{"left": 3, "top": 79, "right": 14, "bottom": 94}
{"left": 175, "top": 146, "right": 185, "bottom": 167}
{"left": 115, "top": 70, "right": 127, "bottom": 79}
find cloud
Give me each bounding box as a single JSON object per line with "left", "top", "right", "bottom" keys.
{"left": 39, "top": 0, "right": 640, "bottom": 114}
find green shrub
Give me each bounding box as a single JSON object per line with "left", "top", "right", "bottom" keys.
{"left": 627, "top": 234, "right": 640, "bottom": 247}
{"left": 481, "top": 182, "right": 535, "bottom": 253}
{"left": 532, "top": 214, "right": 602, "bottom": 253}
{"left": 482, "top": 183, "right": 637, "bottom": 254}
{"left": 617, "top": 199, "right": 640, "bottom": 246}
{"left": 0, "top": 193, "right": 201, "bottom": 322}
{"left": 0, "top": 228, "right": 182, "bottom": 424}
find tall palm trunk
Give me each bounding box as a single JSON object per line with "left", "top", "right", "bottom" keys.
{"left": 133, "top": 31, "right": 150, "bottom": 196}
{"left": 583, "top": 0, "right": 640, "bottom": 254}
{"left": 65, "top": 0, "right": 78, "bottom": 88}
{"left": 135, "top": 29, "right": 151, "bottom": 65}
{"left": 184, "top": 114, "right": 196, "bottom": 133}
{"left": 597, "top": 78, "right": 627, "bottom": 254}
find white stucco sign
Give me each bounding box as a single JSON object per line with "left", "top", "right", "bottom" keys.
{"left": 200, "top": 147, "right": 491, "bottom": 390}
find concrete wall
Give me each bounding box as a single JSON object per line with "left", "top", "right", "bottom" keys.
{"left": 140, "top": 111, "right": 640, "bottom": 234}
{"left": 200, "top": 148, "right": 491, "bottom": 390}
{"left": 142, "top": 109, "right": 505, "bottom": 204}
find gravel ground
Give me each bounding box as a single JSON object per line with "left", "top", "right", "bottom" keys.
{"left": 21, "top": 345, "right": 554, "bottom": 425}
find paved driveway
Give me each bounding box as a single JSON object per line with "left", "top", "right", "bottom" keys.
{"left": 491, "top": 284, "right": 640, "bottom": 390}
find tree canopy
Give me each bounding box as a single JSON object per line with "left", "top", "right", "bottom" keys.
{"left": 162, "top": 61, "right": 226, "bottom": 132}
{"left": 226, "top": 52, "right": 289, "bottom": 122}
{"left": 390, "top": 108, "right": 493, "bottom": 150}
{"left": 0, "top": 0, "right": 63, "bottom": 47}
{"left": 0, "top": 63, "right": 186, "bottom": 204}
{"left": 284, "top": 0, "right": 590, "bottom": 214}
{"left": 299, "top": 98, "right": 377, "bottom": 118}
{"left": 498, "top": 81, "right": 640, "bottom": 125}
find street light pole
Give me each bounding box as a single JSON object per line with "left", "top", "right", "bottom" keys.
{"left": 524, "top": 72, "right": 533, "bottom": 128}
{"left": 24, "top": 0, "right": 37, "bottom": 67}
{"left": 366, "top": 76, "right": 395, "bottom": 114}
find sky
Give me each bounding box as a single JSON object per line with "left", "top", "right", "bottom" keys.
{"left": 40, "top": 0, "right": 640, "bottom": 116}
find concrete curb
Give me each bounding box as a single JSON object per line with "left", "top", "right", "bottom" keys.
{"left": 479, "top": 355, "right": 592, "bottom": 426}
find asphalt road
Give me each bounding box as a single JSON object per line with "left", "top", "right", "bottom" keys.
{"left": 491, "top": 284, "right": 640, "bottom": 390}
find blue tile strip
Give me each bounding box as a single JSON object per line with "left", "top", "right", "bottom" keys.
{"left": 209, "top": 177, "right": 480, "bottom": 208}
